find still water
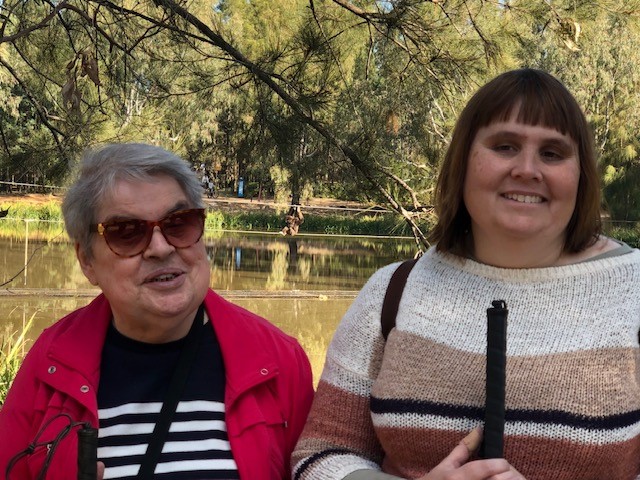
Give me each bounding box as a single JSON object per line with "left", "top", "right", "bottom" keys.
{"left": 1, "top": 229, "right": 416, "bottom": 382}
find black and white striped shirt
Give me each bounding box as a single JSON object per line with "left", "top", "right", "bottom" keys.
{"left": 97, "top": 320, "right": 239, "bottom": 479}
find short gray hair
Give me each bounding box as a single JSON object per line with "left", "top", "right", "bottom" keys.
{"left": 62, "top": 143, "right": 204, "bottom": 256}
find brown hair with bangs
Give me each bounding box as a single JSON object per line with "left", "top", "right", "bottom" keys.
{"left": 429, "top": 68, "right": 601, "bottom": 257}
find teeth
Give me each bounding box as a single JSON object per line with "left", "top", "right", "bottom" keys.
{"left": 152, "top": 274, "right": 177, "bottom": 282}
{"left": 504, "top": 193, "right": 543, "bottom": 204}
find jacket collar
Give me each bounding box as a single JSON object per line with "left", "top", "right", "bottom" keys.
{"left": 47, "top": 294, "right": 112, "bottom": 384}
{"left": 44, "top": 291, "right": 277, "bottom": 405}
{"left": 204, "top": 290, "right": 279, "bottom": 403}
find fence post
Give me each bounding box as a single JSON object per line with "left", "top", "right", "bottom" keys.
{"left": 23, "top": 220, "right": 29, "bottom": 285}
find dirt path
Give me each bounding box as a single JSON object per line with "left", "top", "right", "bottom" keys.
{"left": 0, "top": 193, "right": 62, "bottom": 206}
{"left": 0, "top": 192, "right": 374, "bottom": 214}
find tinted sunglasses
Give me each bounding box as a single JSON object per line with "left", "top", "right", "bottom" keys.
{"left": 91, "top": 208, "right": 206, "bottom": 257}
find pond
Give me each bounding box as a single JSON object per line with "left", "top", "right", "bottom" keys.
{"left": 1, "top": 226, "right": 416, "bottom": 382}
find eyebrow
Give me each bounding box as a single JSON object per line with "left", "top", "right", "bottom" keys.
{"left": 483, "top": 130, "right": 575, "bottom": 151}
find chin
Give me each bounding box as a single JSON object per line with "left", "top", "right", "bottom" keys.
{"left": 149, "top": 296, "right": 198, "bottom": 318}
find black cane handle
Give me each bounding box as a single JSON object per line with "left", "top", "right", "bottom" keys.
{"left": 480, "top": 300, "right": 508, "bottom": 459}
{"left": 77, "top": 425, "right": 98, "bottom": 480}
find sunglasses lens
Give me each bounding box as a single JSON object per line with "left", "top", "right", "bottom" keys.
{"left": 160, "top": 209, "right": 204, "bottom": 248}
{"left": 97, "top": 209, "right": 205, "bottom": 256}
{"left": 161, "top": 210, "right": 204, "bottom": 247}
{"left": 103, "top": 219, "right": 150, "bottom": 256}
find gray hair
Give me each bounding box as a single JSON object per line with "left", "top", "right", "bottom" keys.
{"left": 62, "top": 143, "right": 204, "bottom": 256}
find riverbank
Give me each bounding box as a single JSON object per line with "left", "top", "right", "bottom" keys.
{"left": 4, "top": 193, "right": 639, "bottom": 244}
{"left": 0, "top": 192, "right": 370, "bottom": 213}
{"left": 0, "top": 193, "right": 415, "bottom": 237}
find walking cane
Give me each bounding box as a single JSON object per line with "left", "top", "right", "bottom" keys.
{"left": 480, "top": 300, "right": 508, "bottom": 459}
{"left": 77, "top": 424, "right": 98, "bottom": 480}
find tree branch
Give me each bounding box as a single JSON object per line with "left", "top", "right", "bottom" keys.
{"left": 0, "top": 56, "right": 67, "bottom": 149}
{"left": 144, "top": 0, "right": 431, "bottom": 248}
{"left": 0, "top": 1, "right": 70, "bottom": 44}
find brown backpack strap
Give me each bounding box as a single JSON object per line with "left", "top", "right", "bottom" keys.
{"left": 380, "top": 258, "right": 418, "bottom": 341}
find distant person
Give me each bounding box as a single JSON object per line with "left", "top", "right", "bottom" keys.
{"left": 292, "top": 69, "right": 640, "bottom": 479}
{"left": 205, "top": 171, "right": 218, "bottom": 198}
{"left": 0, "top": 143, "right": 314, "bottom": 480}
{"left": 280, "top": 205, "right": 304, "bottom": 236}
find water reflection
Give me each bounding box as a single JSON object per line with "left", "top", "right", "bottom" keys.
{"left": 1, "top": 230, "right": 416, "bottom": 384}
{"left": 1, "top": 232, "right": 415, "bottom": 291}
{"left": 205, "top": 232, "right": 414, "bottom": 291}
{"left": 0, "top": 296, "right": 351, "bottom": 384}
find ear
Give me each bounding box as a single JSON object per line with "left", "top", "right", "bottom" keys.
{"left": 76, "top": 242, "right": 99, "bottom": 286}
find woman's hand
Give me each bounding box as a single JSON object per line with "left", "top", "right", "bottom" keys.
{"left": 417, "top": 428, "right": 526, "bottom": 480}
{"left": 97, "top": 461, "right": 105, "bottom": 480}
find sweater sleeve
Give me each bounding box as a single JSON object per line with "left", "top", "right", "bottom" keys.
{"left": 291, "top": 263, "right": 401, "bottom": 480}
{"left": 344, "top": 470, "right": 404, "bottom": 480}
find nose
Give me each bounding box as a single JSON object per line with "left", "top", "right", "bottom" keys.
{"left": 511, "top": 149, "right": 542, "bottom": 181}
{"left": 142, "top": 226, "right": 176, "bottom": 258}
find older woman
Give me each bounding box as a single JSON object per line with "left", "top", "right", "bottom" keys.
{"left": 0, "top": 143, "right": 313, "bottom": 480}
{"left": 292, "top": 69, "right": 640, "bottom": 479}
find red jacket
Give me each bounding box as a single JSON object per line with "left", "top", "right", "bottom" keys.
{"left": 0, "top": 290, "right": 314, "bottom": 479}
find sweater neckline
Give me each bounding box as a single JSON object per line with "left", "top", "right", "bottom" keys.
{"left": 430, "top": 244, "right": 639, "bottom": 282}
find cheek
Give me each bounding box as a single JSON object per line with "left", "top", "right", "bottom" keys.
{"left": 465, "top": 151, "right": 489, "bottom": 184}
{"left": 463, "top": 153, "right": 486, "bottom": 196}
{"left": 97, "top": 261, "right": 139, "bottom": 290}
{"left": 470, "top": 150, "right": 482, "bottom": 169}
{"left": 557, "top": 165, "right": 581, "bottom": 201}
{"left": 184, "top": 244, "right": 211, "bottom": 279}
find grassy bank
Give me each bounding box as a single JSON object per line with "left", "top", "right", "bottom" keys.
{"left": 2, "top": 199, "right": 639, "bottom": 246}
{"left": 0, "top": 199, "right": 416, "bottom": 239}
{"left": 0, "top": 314, "right": 33, "bottom": 407}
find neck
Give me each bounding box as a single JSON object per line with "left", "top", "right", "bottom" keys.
{"left": 470, "top": 234, "right": 566, "bottom": 268}
{"left": 112, "top": 309, "right": 199, "bottom": 344}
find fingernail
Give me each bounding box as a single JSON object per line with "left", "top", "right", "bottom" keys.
{"left": 461, "top": 427, "right": 482, "bottom": 453}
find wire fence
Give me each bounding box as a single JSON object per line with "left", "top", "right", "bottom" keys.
{"left": 0, "top": 180, "right": 65, "bottom": 194}
{"left": 0, "top": 180, "right": 397, "bottom": 215}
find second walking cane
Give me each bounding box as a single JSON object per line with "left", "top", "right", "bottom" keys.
{"left": 480, "top": 300, "right": 508, "bottom": 459}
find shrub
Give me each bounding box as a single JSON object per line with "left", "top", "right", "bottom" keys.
{"left": 605, "top": 223, "right": 640, "bottom": 248}
{"left": 0, "top": 315, "right": 34, "bottom": 407}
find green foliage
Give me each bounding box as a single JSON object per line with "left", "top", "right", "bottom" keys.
{"left": 204, "top": 210, "right": 226, "bottom": 231}
{"left": 604, "top": 224, "right": 640, "bottom": 249}
{"left": 0, "top": 200, "right": 67, "bottom": 241}
{"left": 603, "top": 164, "right": 640, "bottom": 221}
{"left": 221, "top": 211, "right": 279, "bottom": 231}
{"left": 211, "top": 210, "right": 417, "bottom": 236}
{"left": 3, "top": 0, "right": 640, "bottom": 232}
{"left": 0, "top": 198, "right": 422, "bottom": 237}
{"left": 0, "top": 314, "right": 34, "bottom": 407}
{"left": 304, "top": 212, "right": 413, "bottom": 237}
{"left": 0, "top": 218, "right": 66, "bottom": 242}
{"left": 269, "top": 165, "right": 291, "bottom": 211}
{"left": 5, "top": 201, "right": 63, "bottom": 221}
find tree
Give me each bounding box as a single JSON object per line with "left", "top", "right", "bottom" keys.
{"left": 508, "top": 0, "right": 640, "bottom": 220}
{"left": 2, "top": 0, "right": 640, "bottom": 249}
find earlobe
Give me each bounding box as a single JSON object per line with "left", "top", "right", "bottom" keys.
{"left": 76, "top": 243, "right": 99, "bottom": 286}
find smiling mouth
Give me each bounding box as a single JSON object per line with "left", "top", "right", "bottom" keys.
{"left": 503, "top": 193, "right": 544, "bottom": 204}
{"left": 149, "top": 273, "right": 180, "bottom": 283}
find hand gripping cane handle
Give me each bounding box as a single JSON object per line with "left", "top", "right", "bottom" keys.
{"left": 480, "top": 300, "right": 508, "bottom": 459}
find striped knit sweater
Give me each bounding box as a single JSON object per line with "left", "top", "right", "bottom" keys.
{"left": 292, "top": 246, "right": 640, "bottom": 480}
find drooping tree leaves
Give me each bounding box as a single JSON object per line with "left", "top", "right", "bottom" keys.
{"left": 1, "top": 0, "right": 640, "bottom": 246}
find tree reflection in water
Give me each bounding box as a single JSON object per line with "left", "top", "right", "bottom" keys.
{"left": 204, "top": 233, "right": 416, "bottom": 292}
{"left": 0, "top": 232, "right": 416, "bottom": 384}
